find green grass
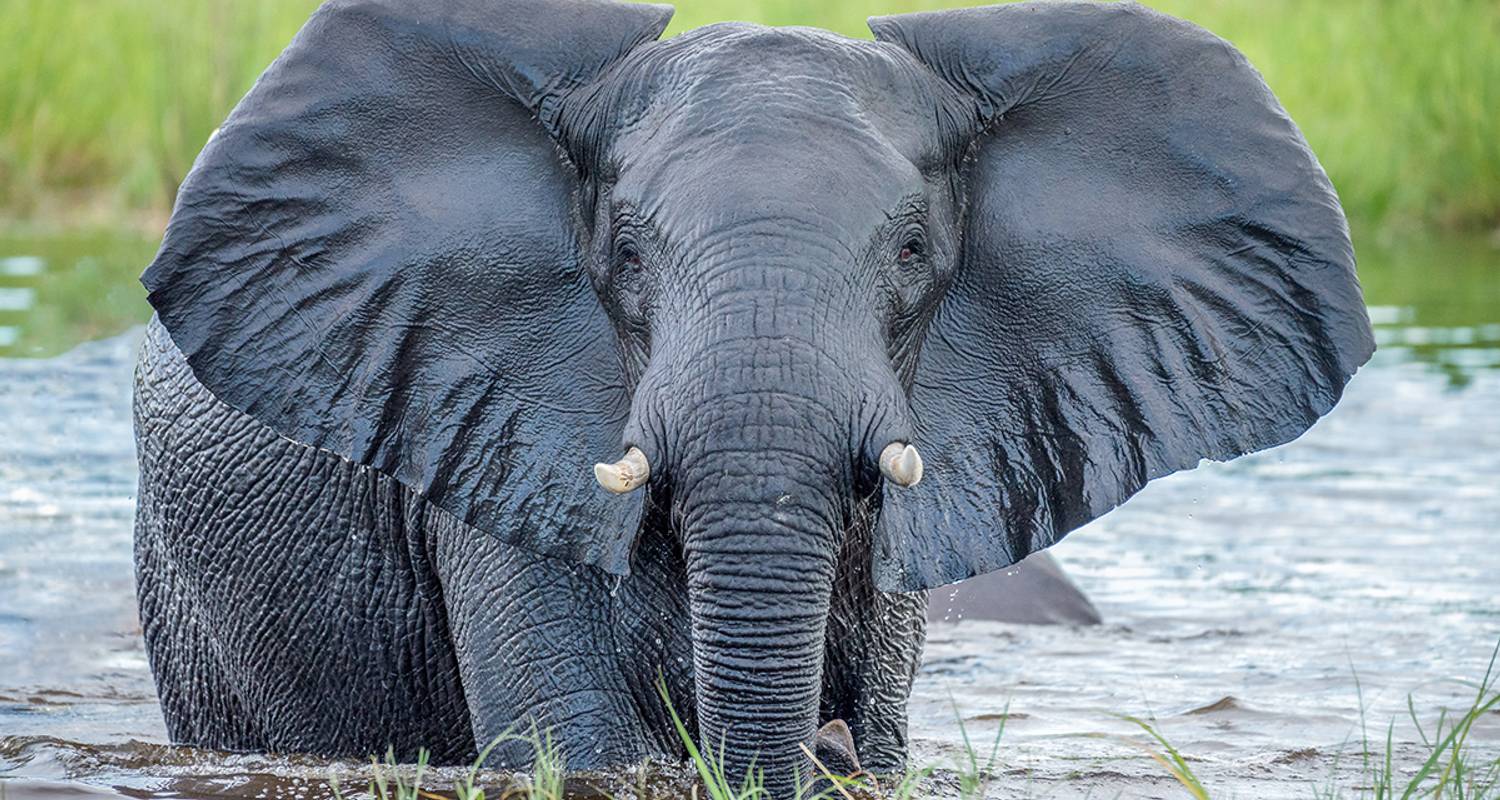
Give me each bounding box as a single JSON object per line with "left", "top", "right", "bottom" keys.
{"left": 656, "top": 675, "right": 770, "bottom": 800}
{"left": 2, "top": 0, "right": 1497, "bottom": 234}
{"left": 1129, "top": 642, "right": 1500, "bottom": 800}
{"left": 1346, "top": 644, "right": 1500, "bottom": 800}
{"left": 0, "top": 0, "right": 320, "bottom": 228}
{"left": 327, "top": 645, "right": 1500, "bottom": 799}
{"left": 653, "top": 677, "right": 1007, "bottom": 800}
{"left": 331, "top": 728, "right": 572, "bottom": 800}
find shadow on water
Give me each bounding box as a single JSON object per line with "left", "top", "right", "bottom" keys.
{"left": 1, "top": 227, "right": 1497, "bottom": 798}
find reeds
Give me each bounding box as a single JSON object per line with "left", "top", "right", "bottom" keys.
{"left": 2, "top": 0, "right": 1496, "bottom": 233}
{"left": 325, "top": 641, "right": 1500, "bottom": 798}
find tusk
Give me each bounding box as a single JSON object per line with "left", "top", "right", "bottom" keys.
{"left": 594, "top": 446, "right": 650, "bottom": 494}
{"left": 879, "top": 442, "right": 924, "bottom": 488}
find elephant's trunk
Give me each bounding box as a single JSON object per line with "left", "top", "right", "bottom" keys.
{"left": 678, "top": 442, "right": 841, "bottom": 796}
{"left": 649, "top": 331, "right": 860, "bottom": 795}
{"left": 629, "top": 248, "right": 911, "bottom": 795}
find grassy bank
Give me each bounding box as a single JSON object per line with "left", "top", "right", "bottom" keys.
{"left": 3, "top": 0, "right": 1497, "bottom": 235}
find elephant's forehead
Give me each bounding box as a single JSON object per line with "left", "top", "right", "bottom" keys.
{"left": 616, "top": 23, "right": 946, "bottom": 162}
{"left": 618, "top": 145, "right": 918, "bottom": 243}
{"left": 605, "top": 24, "right": 948, "bottom": 228}
{"left": 644, "top": 23, "right": 917, "bottom": 96}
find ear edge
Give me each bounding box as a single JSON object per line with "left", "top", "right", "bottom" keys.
{"left": 867, "top": 1, "right": 1375, "bottom": 594}
{"left": 870, "top": 1, "right": 1255, "bottom": 124}
{"left": 871, "top": 343, "right": 1370, "bottom": 596}
{"left": 140, "top": 0, "right": 669, "bottom": 577}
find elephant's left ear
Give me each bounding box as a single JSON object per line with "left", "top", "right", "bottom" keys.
{"left": 142, "top": 0, "right": 673, "bottom": 575}
{"left": 868, "top": 2, "right": 1375, "bottom": 592}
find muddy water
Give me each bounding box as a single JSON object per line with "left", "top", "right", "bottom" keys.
{"left": 1, "top": 235, "right": 1498, "bottom": 798}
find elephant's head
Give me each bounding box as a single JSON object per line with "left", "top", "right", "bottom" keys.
{"left": 143, "top": 0, "right": 1374, "bottom": 791}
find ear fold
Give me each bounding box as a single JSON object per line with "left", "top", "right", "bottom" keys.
{"left": 869, "top": 1, "right": 1375, "bottom": 592}
{"left": 142, "top": 0, "right": 672, "bottom": 574}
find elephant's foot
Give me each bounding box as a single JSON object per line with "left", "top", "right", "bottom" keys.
{"left": 811, "top": 719, "right": 862, "bottom": 777}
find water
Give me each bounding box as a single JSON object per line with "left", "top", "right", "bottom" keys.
{"left": 1, "top": 231, "right": 1497, "bottom": 798}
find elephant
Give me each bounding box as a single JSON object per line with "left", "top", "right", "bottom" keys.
{"left": 132, "top": 0, "right": 1374, "bottom": 794}
{"left": 928, "top": 551, "right": 1101, "bottom": 627}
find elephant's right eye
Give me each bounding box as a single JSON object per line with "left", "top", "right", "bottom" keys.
{"left": 613, "top": 234, "right": 646, "bottom": 275}
{"left": 610, "top": 241, "right": 650, "bottom": 304}
{"left": 619, "top": 246, "right": 643, "bottom": 271}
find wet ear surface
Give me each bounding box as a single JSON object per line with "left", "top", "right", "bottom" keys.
{"left": 142, "top": 0, "right": 672, "bottom": 574}
{"left": 869, "top": 1, "right": 1375, "bottom": 592}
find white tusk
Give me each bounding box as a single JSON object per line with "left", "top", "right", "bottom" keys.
{"left": 594, "top": 446, "right": 650, "bottom": 494}
{"left": 879, "top": 442, "right": 924, "bottom": 488}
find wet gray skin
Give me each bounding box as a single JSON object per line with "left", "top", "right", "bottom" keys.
{"left": 124, "top": 0, "right": 1373, "bottom": 795}
{"left": 928, "top": 552, "right": 1101, "bottom": 627}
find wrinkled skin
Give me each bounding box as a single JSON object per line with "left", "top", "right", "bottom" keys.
{"left": 136, "top": 318, "right": 922, "bottom": 775}
{"left": 134, "top": 0, "right": 1374, "bottom": 795}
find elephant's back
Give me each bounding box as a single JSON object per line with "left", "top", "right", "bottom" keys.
{"left": 926, "top": 551, "right": 1101, "bottom": 627}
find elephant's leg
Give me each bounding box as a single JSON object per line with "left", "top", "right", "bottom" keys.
{"left": 430, "top": 517, "right": 683, "bottom": 769}
{"left": 610, "top": 521, "right": 698, "bottom": 757}
{"left": 820, "top": 522, "right": 928, "bottom": 773}
{"left": 135, "top": 482, "right": 263, "bottom": 748}
{"left": 133, "top": 319, "right": 474, "bottom": 762}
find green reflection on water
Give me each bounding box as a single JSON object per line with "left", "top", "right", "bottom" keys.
{"left": 1356, "top": 233, "right": 1500, "bottom": 330}
{"left": 0, "top": 230, "right": 159, "bottom": 358}
{"left": 1353, "top": 232, "right": 1500, "bottom": 388}
{"left": 0, "top": 227, "right": 1496, "bottom": 378}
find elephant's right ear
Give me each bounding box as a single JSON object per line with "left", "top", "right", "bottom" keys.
{"left": 142, "top": 0, "right": 672, "bottom": 574}
{"left": 868, "top": 2, "right": 1375, "bottom": 592}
